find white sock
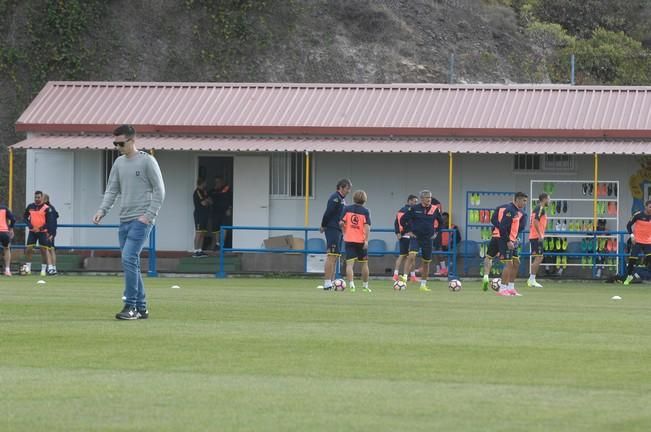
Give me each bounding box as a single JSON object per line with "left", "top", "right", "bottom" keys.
{"left": 348, "top": 280, "right": 355, "bottom": 288}
{"left": 410, "top": 271, "right": 416, "bottom": 277}
{"left": 420, "top": 279, "right": 427, "bottom": 287}
{"left": 529, "top": 274, "right": 535, "bottom": 281}
{"left": 508, "top": 282, "right": 515, "bottom": 290}
{"left": 324, "top": 279, "right": 332, "bottom": 288}
{"left": 5, "top": 266, "right": 9, "bottom": 272}
{"left": 393, "top": 269, "right": 399, "bottom": 276}
{"left": 499, "top": 284, "right": 508, "bottom": 291}
{"left": 41, "top": 264, "right": 47, "bottom": 272}
{"left": 435, "top": 264, "right": 441, "bottom": 273}
{"left": 362, "top": 281, "right": 368, "bottom": 288}
{"left": 26, "top": 263, "right": 31, "bottom": 271}
{"left": 441, "top": 261, "right": 447, "bottom": 269}
{"left": 47, "top": 265, "right": 54, "bottom": 271}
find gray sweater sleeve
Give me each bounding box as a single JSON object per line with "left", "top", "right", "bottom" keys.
{"left": 98, "top": 162, "right": 121, "bottom": 217}
{"left": 144, "top": 155, "right": 166, "bottom": 221}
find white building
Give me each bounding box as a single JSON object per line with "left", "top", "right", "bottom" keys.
{"left": 13, "top": 82, "right": 651, "bottom": 259}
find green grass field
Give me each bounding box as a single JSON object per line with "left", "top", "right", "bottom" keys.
{"left": 2, "top": 275, "right": 651, "bottom": 431}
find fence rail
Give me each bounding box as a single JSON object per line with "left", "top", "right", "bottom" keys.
{"left": 8, "top": 222, "right": 158, "bottom": 277}
{"left": 3, "top": 223, "right": 636, "bottom": 279}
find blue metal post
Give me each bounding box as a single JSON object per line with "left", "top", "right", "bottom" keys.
{"left": 303, "top": 228, "right": 309, "bottom": 273}
{"left": 570, "top": 54, "right": 575, "bottom": 85}
{"left": 217, "top": 227, "right": 226, "bottom": 278}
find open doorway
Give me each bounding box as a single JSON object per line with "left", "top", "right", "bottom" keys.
{"left": 198, "top": 156, "right": 234, "bottom": 250}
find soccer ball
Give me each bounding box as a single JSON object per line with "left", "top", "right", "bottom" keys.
{"left": 393, "top": 280, "right": 406, "bottom": 291}
{"left": 19, "top": 264, "right": 30, "bottom": 276}
{"left": 448, "top": 279, "right": 462, "bottom": 292}
{"left": 333, "top": 279, "right": 346, "bottom": 291}
{"left": 490, "top": 278, "right": 502, "bottom": 292}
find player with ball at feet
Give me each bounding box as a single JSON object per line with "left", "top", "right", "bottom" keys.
{"left": 486, "top": 192, "right": 528, "bottom": 296}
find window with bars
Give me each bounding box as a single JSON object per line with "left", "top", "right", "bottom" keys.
{"left": 514, "top": 154, "right": 541, "bottom": 171}
{"left": 102, "top": 149, "right": 120, "bottom": 192}
{"left": 270, "top": 152, "right": 314, "bottom": 197}
{"left": 514, "top": 154, "right": 574, "bottom": 172}
{"left": 543, "top": 154, "right": 574, "bottom": 171}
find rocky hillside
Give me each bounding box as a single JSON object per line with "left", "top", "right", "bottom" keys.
{"left": 1, "top": 0, "right": 650, "bottom": 206}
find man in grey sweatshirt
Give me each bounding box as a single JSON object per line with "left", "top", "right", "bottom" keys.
{"left": 93, "top": 125, "right": 166, "bottom": 320}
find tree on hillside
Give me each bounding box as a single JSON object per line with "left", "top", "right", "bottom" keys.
{"left": 570, "top": 28, "right": 651, "bottom": 84}
{"left": 527, "top": 0, "right": 649, "bottom": 39}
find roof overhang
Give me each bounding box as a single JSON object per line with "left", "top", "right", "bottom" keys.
{"left": 11, "top": 135, "right": 651, "bottom": 155}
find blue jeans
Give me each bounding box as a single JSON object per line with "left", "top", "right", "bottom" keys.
{"left": 118, "top": 219, "right": 152, "bottom": 308}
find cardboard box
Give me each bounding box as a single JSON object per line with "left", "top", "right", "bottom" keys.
{"left": 288, "top": 237, "right": 305, "bottom": 250}
{"left": 263, "top": 235, "right": 293, "bottom": 249}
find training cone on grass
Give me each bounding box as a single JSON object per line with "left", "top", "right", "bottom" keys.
{"left": 171, "top": 285, "right": 181, "bottom": 289}
{"left": 37, "top": 280, "right": 46, "bottom": 284}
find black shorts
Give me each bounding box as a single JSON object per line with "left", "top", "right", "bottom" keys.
{"left": 0, "top": 232, "right": 10, "bottom": 248}
{"left": 409, "top": 236, "right": 433, "bottom": 261}
{"left": 487, "top": 237, "right": 517, "bottom": 260}
{"left": 398, "top": 236, "right": 411, "bottom": 256}
{"left": 630, "top": 242, "right": 651, "bottom": 258}
{"left": 194, "top": 211, "right": 209, "bottom": 232}
{"left": 530, "top": 239, "right": 544, "bottom": 256}
{"left": 27, "top": 231, "right": 51, "bottom": 248}
{"left": 325, "top": 228, "right": 342, "bottom": 255}
{"left": 345, "top": 242, "right": 368, "bottom": 262}
{"left": 211, "top": 212, "right": 224, "bottom": 233}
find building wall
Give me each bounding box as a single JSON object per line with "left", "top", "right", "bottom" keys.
{"left": 24, "top": 149, "right": 640, "bottom": 252}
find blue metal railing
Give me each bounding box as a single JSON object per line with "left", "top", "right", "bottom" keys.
{"left": 8, "top": 222, "right": 158, "bottom": 277}
{"left": 491, "top": 230, "right": 629, "bottom": 277}
{"left": 216, "top": 226, "right": 458, "bottom": 279}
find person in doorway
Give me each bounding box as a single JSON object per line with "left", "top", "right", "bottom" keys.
{"left": 319, "top": 178, "right": 352, "bottom": 290}
{"left": 23, "top": 190, "right": 54, "bottom": 276}
{"left": 433, "top": 211, "right": 461, "bottom": 277}
{"left": 527, "top": 192, "right": 550, "bottom": 288}
{"left": 393, "top": 194, "right": 418, "bottom": 281}
{"left": 93, "top": 124, "right": 165, "bottom": 320}
{"left": 210, "top": 176, "right": 232, "bottom": 250}
{"left": 0, "top": 200, "right": 16, "bottom": 276}
{"left": 341, "top": 190, "right": 372, "bottom": 293}
{"left": 43, "top": 193, "right": 59, "bottom": 275}
{"left": 624, "top": 200, "right": 651, "bottom": 285}
{"left": 399, "top": 189, "right": 443, "bottom": 291}
{"left": 192, "top": 178, "right": 211, "bottom": 258}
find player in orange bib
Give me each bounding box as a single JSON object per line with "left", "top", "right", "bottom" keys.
{"left": 23, "top": 190, "right": 54, "bottom": 275}
{"left": 340, "top": 190, "right": 372, "bottom": 293}
{"left": 0, "top": 201, "right": 16, "bottom": 276}
{"left": 527, "top": 192, "right": 550, "bottom": 288}
{"left": 624, "top": 200, "right": 651, "bottom": 285}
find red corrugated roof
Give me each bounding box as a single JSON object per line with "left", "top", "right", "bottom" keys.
{"left": 12, "top": 135, "right": 651, "bottom": 154}
{"left": 16, "top": 82, "right": 651, "bottom": 138}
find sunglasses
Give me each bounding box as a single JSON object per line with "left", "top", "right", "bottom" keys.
{"left": 113, "top": 138, "right": 130, "bottom": 147}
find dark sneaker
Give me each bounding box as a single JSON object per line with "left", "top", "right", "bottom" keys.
{"left": 137, "top": 308, "right": 149, "bottom": 319}
{"left": 47, "top": 269, "right": 57, "bottom": 276}
{"left": 115, "top": 305, "right": 139, "bottom": 320}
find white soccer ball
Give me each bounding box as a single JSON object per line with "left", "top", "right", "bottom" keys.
{"left": 490, "top": 278, "right": 502, "bottom": 292}
{"left": 448, "top": 279, "right": 462, "bottom": 292}
{"left": 333, "top": 279, "right": 347, "bottom": 291}
{"left": 393, "top": 280, "right": 406, "bottom": 291}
